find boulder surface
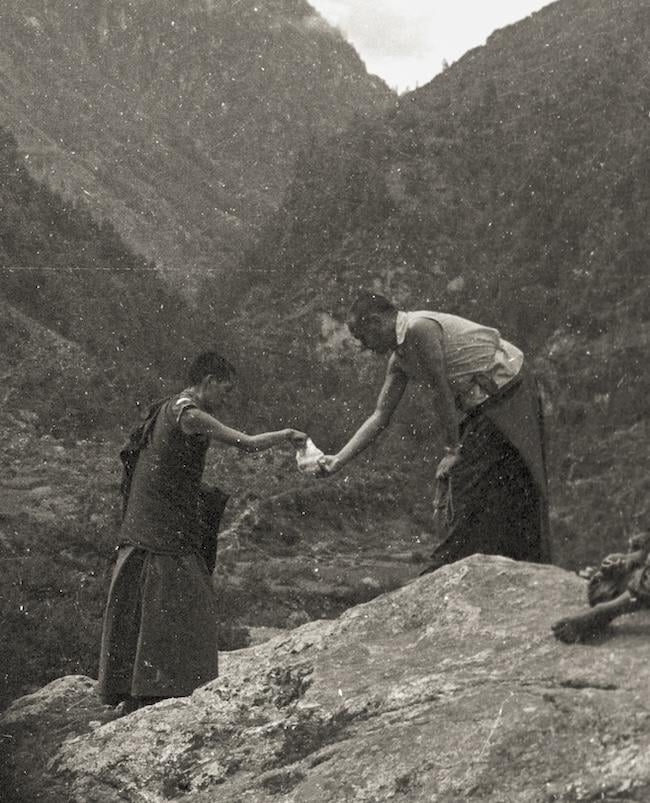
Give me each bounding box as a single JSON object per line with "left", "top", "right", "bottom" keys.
{"left": 3, "top": 555, "right": 650, "bottom": 802}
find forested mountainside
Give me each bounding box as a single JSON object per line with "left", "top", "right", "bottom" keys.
{"left": 249, "top": 0, "right": 648, "bottom": 341}
{"left": 241, "top": 0, "right": 650, "bottom": 557}
{"left": 1, "top": 0, "right": 648, "bottom": 712}
{"left": 0, "top": 0, "right": 392, "bottom": 282}
{"left": 0, "top": 127, "right": 206, "bottom": 429}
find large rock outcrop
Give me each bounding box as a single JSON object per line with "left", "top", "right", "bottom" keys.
{"left": 3, "top": 555, "right": 650, "bottom": 802}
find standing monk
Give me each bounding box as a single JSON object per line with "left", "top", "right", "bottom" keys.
{"left": 318, "top": 292, "right": 551, "bottom": 572}
{"left": 98, "top": 350, "right": 306, "bottom": 712}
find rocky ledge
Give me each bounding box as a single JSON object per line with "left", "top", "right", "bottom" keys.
{"left": 3, "top": 555, "right": 650, "bottom": 802}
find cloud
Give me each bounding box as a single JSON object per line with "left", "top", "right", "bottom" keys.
{"left": 309, "top": 0, "right": 552, "bottom": 91}
{"left": 310, "top": 0, "right": 440, "bottom": 88}
{"left": 313, "top": 0, "right": 435, "bottom": 55}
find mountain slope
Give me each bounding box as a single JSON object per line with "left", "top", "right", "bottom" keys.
{"left": 239, "top": 0, "right": 650, "bottom": 561}
{"left": 0, "top": 0, "right": 392, "bottom": 281}
{"left": 0, "top": 125, "right": 205, "bottom": 430}
{"left": 250, "top": 0, "right": 649, "bottom": 334}
{"left": 2, "top": 0, "right": 648, "bottom": 721}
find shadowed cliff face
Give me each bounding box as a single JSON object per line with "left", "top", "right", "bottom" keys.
{"left": 3, "top": 555, "right": 650, "bottom": 802}
{"left": 0, "top": 0, "right": 392, "bottom": 280}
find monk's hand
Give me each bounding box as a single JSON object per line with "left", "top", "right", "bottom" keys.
{"left": 285, "top": 429, "right": 308, "bottom": 447}
{"left": 435, "top": 447, "right": 462, "bottom": 480}
{"left": 316, "top": 455, "right": 341, "bottom": 477}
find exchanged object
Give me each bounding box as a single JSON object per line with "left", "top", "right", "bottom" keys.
{"left": 296, "top": 437, "right": 325, "bottom": 475}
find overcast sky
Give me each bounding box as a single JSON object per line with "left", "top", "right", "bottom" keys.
{"left": 309, "top": 0, "right": 553, "bottom": 92}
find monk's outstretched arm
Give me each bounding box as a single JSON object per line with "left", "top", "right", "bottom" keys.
{"left": 180, "top": 408, "right": 306, "bottom": 452}
{"left": 320, "top": 355, "right": 408, "bottom": 473}
{"left": 552, "top": 591, "right": 642, "bottom": 644}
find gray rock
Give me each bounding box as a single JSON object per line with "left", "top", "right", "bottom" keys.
{"left": 3, "top": 555, "right": 650, "bottom": 802}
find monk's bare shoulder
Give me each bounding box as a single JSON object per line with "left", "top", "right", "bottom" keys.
{"left": 405, "top": 318, "right": 445, "bottom": 369}
{"left": 406, "top": 316, "right": 444, "bottom": 346}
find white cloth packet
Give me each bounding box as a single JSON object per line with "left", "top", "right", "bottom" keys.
{"left": 296, "top": 437, "right": 325, "bottom": 475}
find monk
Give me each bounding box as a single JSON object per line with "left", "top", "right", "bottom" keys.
{"left": 98, "top": 350, "right": 306, "bottom": 712}
{"left": 318, "top": 291, "right": 551, "bottom": 572}
{"left": 552, "top": 532, "right": 650, "bottom": 643}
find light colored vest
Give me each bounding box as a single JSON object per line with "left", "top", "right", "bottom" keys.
{"left": 394, "top": 310, "right": 523, "bottom": 410}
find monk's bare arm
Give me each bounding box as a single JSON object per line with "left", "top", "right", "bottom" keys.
{"left": 180, "top": 408, "right": 305, "bottom": 452}
{"left": 408, "top": 319, "right": 460, "bottom": 450}
{"left": 552, "top": 591, "right": 642, "bottom": 644}
{"left": 325, "top": 355, "right": 408, "bottom": 472}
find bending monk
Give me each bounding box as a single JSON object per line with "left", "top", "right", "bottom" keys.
{"left": 318, "top": 291, "right": 551, "bottom": 572}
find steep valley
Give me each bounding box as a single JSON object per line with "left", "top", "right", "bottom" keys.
{"left": 1, "top": 0, "right": 649, "bottom": 724}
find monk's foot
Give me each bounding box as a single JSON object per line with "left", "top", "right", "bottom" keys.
{"left": 551, "top": 612, "right": 608, "bottom": 644}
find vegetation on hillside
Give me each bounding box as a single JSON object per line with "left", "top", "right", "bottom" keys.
{"left": 242, "top": 0, "right": 650, "bottom": 559}
{"left": 2, "top": 0, "right": 649, "bottom": 712}
{"left": 0, "top": 0, "right": 392, "bottom": 281}
{"left": 251, "top": 0, "right": 649, "bottom": 340}
{"left": 0, "top": 126, "right": 209, "bottom": 429}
